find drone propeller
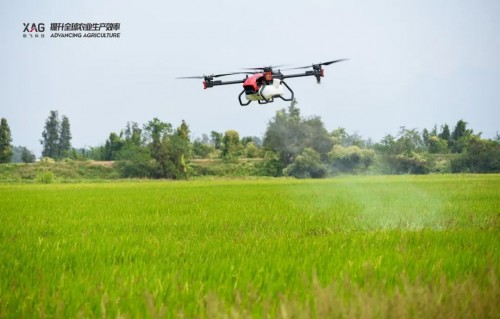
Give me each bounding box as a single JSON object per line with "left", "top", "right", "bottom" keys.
{"left": 176, "top": 76, "right": 206, "bottom": 79}
{"left": 242, "top": 64, "right": 289, "bottom": 71}
{"left": 283, "top": 59, "right": 348, "bottom": 70}
{"left": 176, "top": 72, "right": 252, "bottom": 80}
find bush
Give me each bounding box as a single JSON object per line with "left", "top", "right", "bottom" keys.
{"left": 328, "top": 145, "right": 374, "bottom": 173}
{"left": 255, "top": 154, "right": 284, "bottom": 177}
{"left": 393, "top": 152, "right": 429, "bottom": 174}
{"left": 451, "top": 137, "right": 500, "bottom": 173}
{"left": 115, "top": 144, "right": 155, "bottom": 178}
{"left": 36, "top": 171, "right": 55, "bottom": 184}
{"left": 284, "top": 148, "right": 327, "bottom": 178}
{"left": 115, "top": 160, "right": 154, "bottom": 178}
{"left": 21, "top": 148, "right": 36, "bottom": 163}
{"left": 39, "top": 157, "right": 55, "bottom": 164}
{"left": 429, "top": 156, "right": 452, "bottom": 173}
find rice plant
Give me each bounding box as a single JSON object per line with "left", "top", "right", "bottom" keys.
{"left": 0, "top": 175, "right": 498, "bottom": 318}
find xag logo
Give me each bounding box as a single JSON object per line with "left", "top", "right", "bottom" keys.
{"left": 23, "top": 23, "right": 45, "bottom": 38}
{"left": 23, "top": 23, "right": 45, "bottom": 32}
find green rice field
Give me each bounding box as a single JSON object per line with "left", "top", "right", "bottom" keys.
{"left": 0, "top": 175, "right": 498, "bottom": 318}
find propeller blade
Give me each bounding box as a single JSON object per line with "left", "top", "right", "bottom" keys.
{"left": 176, "top": 72, "right": 253, "bottom": 80}
{"left": 212, "top": 72, "right": 254, "bottom": 78}
{"left": 176, "top": 76, "right": 205, "bottom": 79}
{"left": 321, "top": 59, "right": 349, "bottom": 66}
{"left": 242, "top": 64, "right": 289, "bottom": 70}
{"left": 282, "top": 59, "right": 349, "bottom": 71}
{"left": 282, "top": 65, "right": 311, "bottom": 71}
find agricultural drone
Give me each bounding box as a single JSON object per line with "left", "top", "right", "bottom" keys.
{"left": 177, "top": 59, "right": 347, "bottom": 106}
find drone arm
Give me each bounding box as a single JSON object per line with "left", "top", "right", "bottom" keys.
{"left": 280, "top": 71, "right": 312, "bottom": 79}
{"left": 280, "top": 69, "right": 323, "bottom": 84}
{"left": 205, "top": 79, "right": 246, "bottom": 88}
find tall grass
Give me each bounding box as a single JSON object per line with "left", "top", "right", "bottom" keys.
{"left": 0, "top": 175, "right": 498, "bottom": 318}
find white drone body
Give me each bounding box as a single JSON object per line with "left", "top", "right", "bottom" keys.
{"left": 245, "top": 79, "right": 285, "bottom": 102}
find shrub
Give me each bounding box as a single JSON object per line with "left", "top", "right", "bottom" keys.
{"left": 36, "top": 171, "right": 55, "bottom": 184}
{"left": 284, "top": 148, "right": 327, "bottom": 178}
{"left": 328, "top": 145, "right": 374, "bottom": 173}
{"left": 39, "top": 157, "right": 55, "bottom": 164}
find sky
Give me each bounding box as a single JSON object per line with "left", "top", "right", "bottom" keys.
{"left": 1, "top": 0, "right": 499, "bottom": 155}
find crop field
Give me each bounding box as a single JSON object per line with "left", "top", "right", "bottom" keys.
{"left": 0, "top": 175, "right": 498, "bottom": 318}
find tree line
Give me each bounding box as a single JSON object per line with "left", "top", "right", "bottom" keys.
{"left": 1, "top": 102, "right": 499, "bottom": 178}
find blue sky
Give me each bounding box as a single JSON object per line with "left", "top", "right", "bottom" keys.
{"left": 1, "top": 0, "right": 499, "bottom": 155}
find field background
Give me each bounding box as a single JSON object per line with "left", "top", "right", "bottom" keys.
{"left": 0, "top": 175, "right": 498, "bottom": 318}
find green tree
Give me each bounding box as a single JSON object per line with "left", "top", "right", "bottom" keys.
{"left": 222, "top": 130, "right": 241, "bottom": 160}
{"left": 451, "top": 136, "right": 500, "bottom": 173}
{"left": 177, "top": 120, "right": 190, "bottom": 140}
{"left": 0, "top": 118, "right": 13, "bottom": 163}
{"left": 241, "top": 136, "right": 262, "bottom": 147}
{"left": 374, "top": 134, "right": 396, "bottom": 173}
{"left": 394, "top": 152, "right": 429, "bottom": 174}
{"left": 103, "top": 132, "right": 124, "bottom": 161}
{"left": 11, "top": 146, "right": 24, "bottom": 163}
{"left": 115, "top": 143, "right": 153, "bottom": 178}
{"left": 123, "top": 122, "right": 143, "bottom": 147}
{"left": 374, "top": 128, "right": 429, "bottom": 174}
{"left": 144, "top": 118, "right": 172, "bottom": 178}
{"left": 450, "top": 120, "right": 473, "bottom": 153}
{"left": 210, "top": 131, "right": 223, "bottom": 149}
{"left": 112, "top": 122, "right": 150, "bottom": 177}
{"left": 438, "top": 124, "right": 451, "bottom": 147}
{"left": 329, "top": 145, "right": 374, "bottom": 173}
{"left": 145, "top": 118, "right": 171, "bottom": 150}
{"left": 85, "top": 146, "right": 106, "bottom": 161}
{"left": 345, "top": 132, "right": 365, "bottom": 148}
{"left": 302, "top": 116, "right": 333, "bottom": 158}
{"left": 422, "top": 128, "right": 430, "bottom": 149}
{"left": 430, "top": 125, "right": 438, "bottom": 137}
{"left": 193, "top": 137, "right": 214, "bottom": 158}
{"left": 263, "top": 101, "right": 334, "bottom": 176}
{"left": 113, "top": 122, "right": 145, "bottom": 162}
{"left": 428, "top": 136, "right": 449, "bottom": 154}
{"left": 284, "top": 148, "right": 327, "bottom": 178}
{"left": 244, "top": 142, "right": 261, "bottom": 158}
{"left": 41, "top": 111, "right": 60, "bottom": 159}
{"left": 263, "top": 100, "right": 303, "bottom": 166}
{"left": 112, "top": 119, "right": 192, "bottom": 179}
{"left": 331, "top": 127, "right": 349, "bottom": 146}
{"left": 21, "top": 147, "right": 36, "bottom": 163}
{"left": 168, "top": 120, "right": 192, "bottom": 179}
{"left": 59, "top": 115, "right": 72, "bottom": 157}
{"left": 397, "top": 127, "right": 425, "bottom": 154}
